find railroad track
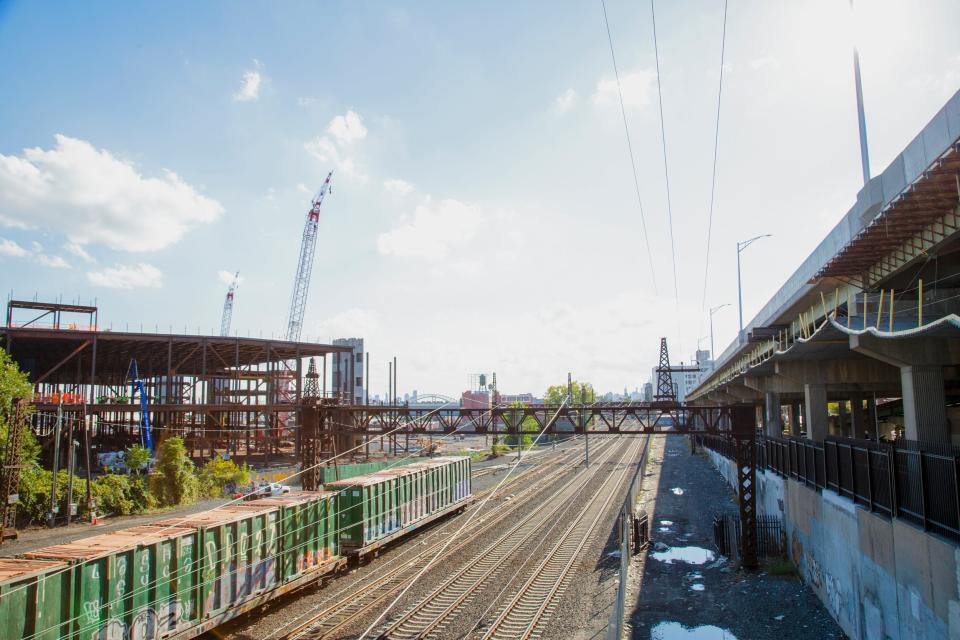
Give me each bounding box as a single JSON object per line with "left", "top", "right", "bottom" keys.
{"left": 278, "top": 438, "right": 613, "bottom": 640}
{"left": 379, "top": 437, "right": 637, "bottom": 639}
{"left": 479, "top": 436, "right": 648, "bottom": 640}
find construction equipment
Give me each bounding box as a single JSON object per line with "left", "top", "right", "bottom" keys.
{"left": 285, "top": 172, "right": 333, "bottom": 342}
{"left": 220, "top": 271, "right": 239, "bottom": 336}
{"left": 126, "top": 359, "right": 153, "bottom": 451}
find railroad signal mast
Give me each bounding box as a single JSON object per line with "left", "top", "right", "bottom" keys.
{"left": 286, "top": 171, "right": 333, "bottom": 342}
{"left": 220, "top": 271, "right": 239, "bottom": 337}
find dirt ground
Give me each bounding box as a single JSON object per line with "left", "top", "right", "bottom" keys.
{"left": 625, "top": 434, "right": 846, "bottom": 640}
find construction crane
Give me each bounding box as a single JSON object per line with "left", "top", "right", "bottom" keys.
{"left": 285, "top": 171, "right": 333, "bottom": 341}
{"left": 220, "top": 271, "right": 239, "bottom": 337}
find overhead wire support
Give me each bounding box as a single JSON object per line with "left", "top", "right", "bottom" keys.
{"left": 650, "top": 0, "right": 680, "bottom": 301}
{"left": 286, "top": 171, "right": 333, "bottom": 342}
{"left": 220, "top": 271, "right": 240, "bottom": 337}
{"left": 600, "top": 0, "right": 658, "bottom": 294}
{"left": 700, "top": 0, "right": 729, "bottom": 313}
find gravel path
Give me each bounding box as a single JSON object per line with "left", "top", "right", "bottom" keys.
{"left": 625, "top": 434, "right": 845, "bottom": 640}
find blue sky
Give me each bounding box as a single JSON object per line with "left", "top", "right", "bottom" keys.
{"left": 1, "top": 0, "right": 958, "bottom": 397}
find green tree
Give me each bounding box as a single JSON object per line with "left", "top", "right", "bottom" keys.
{"left": 150, "top": 437, "right": 198, "bottom": 506}
{"left": 543, "top": 380, "right": 596, "bottom": 406}
{"left": 124, "top": 445, "right": 151, "bottom": 475}
{"left": 198, "top": 457, "right": 251, "bottom": 498}
{"left": 0, "top": 350, "right": 40, "bottom": 466}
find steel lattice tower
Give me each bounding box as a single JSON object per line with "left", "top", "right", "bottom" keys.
{"left": 654, "top": 337, "right": 677, "bottom": 402}
{"left": 303, "top": 357, "right": 321, "bottom": 398}
{"left": 286, "top": 171, "right": 333, "bottom": 342}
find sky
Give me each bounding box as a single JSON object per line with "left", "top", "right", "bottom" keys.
{"left": 0, "top": 0, "right": 958, "bottom": 399}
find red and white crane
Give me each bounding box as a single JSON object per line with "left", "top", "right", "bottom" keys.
{"left": 285, "top": 171, "right": 333, "bottom": 341}
{"left": 220, "top": 271, "right": 240, "bottom": 336}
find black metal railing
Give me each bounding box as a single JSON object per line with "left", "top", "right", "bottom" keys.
{"left": 698, "top": 433, "right": 960, "bottom": 542}
{"left": 714, "top": 513, "right": 784, "bottom": 559}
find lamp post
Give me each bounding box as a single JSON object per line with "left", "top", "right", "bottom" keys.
{"left": 709, "top": 303, "right": 730, "bottom": 364}
{"left": 737, "top": 235, "right": 771, "bottom": 335}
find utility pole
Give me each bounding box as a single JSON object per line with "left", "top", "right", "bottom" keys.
{"left": 48, "top": 402, "right": 62, "bottom": 527}
{"left": 851, "top": 0, "right": 870, "bottom": 185}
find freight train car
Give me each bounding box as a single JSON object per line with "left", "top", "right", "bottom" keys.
{"left": 329, "top": 455, "right": 472, "bottom": 554}
{"left": 0, "top": 457, "right": 471, "bottom": 640}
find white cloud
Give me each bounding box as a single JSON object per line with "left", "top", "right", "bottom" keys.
{"left": 0, "top": 238, "right": 28, "bottom": 257}
{"left": 304, "top": 110, "right": 371, "bottom": 182}
{"left": 0, "top": 135, "right": 223, "bottom": 252}
{"left": 552, "top": 88, "right": 579, "bottom": 114}
{"left": 327, "top": 110, "right": 367, "bottom": 145}
{"left": 750, "top": 56, "right": 780, "bottom": 71}
{"left": 383, "top": 178, "right": 414, "bottom": 196}
{"left": 592, "top": 70, "right": 654, "bottom": 109}
{"left": 87, "top": 263, "right": 162, "bottom": 289}
{"left": 377, "top": 199, "right": 484, "bottom": 260}
{"left": 296, "top": 183, "right": 312, "bottom": 195}
{"left": 63, "top": 242, "right": 94, "bottom": 263}
{"left": 233, "top": 60, "right": 263, "bottom": 102}
{"left": 35, "top": 254, "right": 69, "bottom": 269}
{"left": 0, "top": 236, "right": 70, "bottom": 268}
{"left": 313, "top": 308, "right": 380, "bottom": 343}
{"left": 217, "top": 270, "right": 244, "bottom": 286}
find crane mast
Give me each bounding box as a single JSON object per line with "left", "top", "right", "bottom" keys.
{"left": 220, "top": 271, "right": 239, "bottom": 336}
{"left": 286, "top": 171, "right": 333, "bottom": 341}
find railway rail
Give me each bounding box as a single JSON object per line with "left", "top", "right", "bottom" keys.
{"left": 276, "top": 438, "right": 614, "bottom": 640}
{"left": 379, "top": 436, "right": 640, "bottom": 639}
{"left": 479, "top": 436, "right": 649, "bottom": 640}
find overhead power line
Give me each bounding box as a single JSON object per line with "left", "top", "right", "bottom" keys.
{"left": 700, "top": 0, "right": 729, "bottom": 313}
{"left": 600, "top": 0, "right": 659, "bottom": 294}
{"left": 650, "top": 0, "right": 680, "bottom": 302}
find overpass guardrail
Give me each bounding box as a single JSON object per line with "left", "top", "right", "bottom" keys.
{"left": 697, "top": 433, "right": 960, "bottom": 542}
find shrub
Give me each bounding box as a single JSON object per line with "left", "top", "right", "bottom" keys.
{"left": 93, "top": 474, "right": 154, "bottom": 516}
{"left": 198, "top": 457, "right": 251, "bottom": 498}
{"left": 124, "top": 445, "right": 151, "bottom": 475}
{"left": 151, "top": 437, "right": 198, "bottom": 506}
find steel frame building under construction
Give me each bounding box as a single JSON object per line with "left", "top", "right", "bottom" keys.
{"left": 2, "top": 300, "right": 356, "bottom": 465}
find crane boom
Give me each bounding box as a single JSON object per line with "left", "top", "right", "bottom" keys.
{"left": 220, "top": 271, "right": 240, "bottom": 336}
{"left": 285, "top": 171, "right": 333, "bottom": 341}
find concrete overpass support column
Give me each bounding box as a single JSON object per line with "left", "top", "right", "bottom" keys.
{"left": 850, "top": 394, "right": 867, "bottom": 439}
{"left": 764, "top": 391, "right": 782, "bottom": 437}
{"left": 901, "top": 365, "right": 949, "bottom": 444}
{"left": 866, "top": 396, "right": 879, "bottom": 440}
{"left": 836, "top": 400, "right": 848, "bottom": 437}
{"left": 804, "top": 384, "right": 828, "bottom": 441}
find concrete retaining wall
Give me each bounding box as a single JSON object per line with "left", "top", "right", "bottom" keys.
{"left": 703, "top": 448, "right": 960, "bottom": 639}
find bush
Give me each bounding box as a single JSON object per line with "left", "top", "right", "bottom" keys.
{"left": 151, "top": 437, "right": 198, "bottom": 506}
{"left": 94, "top": 474, "right": 154, "bottom": 516}
{"left": 124, "top": 445, "right": 151, "bottom": 475}
{"left": 198, "top": 457, "right": 251, "bottom": 498}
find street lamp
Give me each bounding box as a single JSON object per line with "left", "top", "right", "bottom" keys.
{"left": 709, "top": 303, "right": 730, "bottom": 364}
{"left": 737, "top": 234, "right": 771, "bottom": 334}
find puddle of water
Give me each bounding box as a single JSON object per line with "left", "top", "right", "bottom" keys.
{"left": 660, "top": 520, "right": 674, "bottom": 525}
{"left": 652, "top": 622, "right": 738, "bottom": 639}
{"left": 671, "top": 488, "right": 685, "bottom": 495}
{"left": 651, "top": 546, "right": 716, "bottom": 565}
{"left": 690, "top": 583, "right": 706, "bottom": 591}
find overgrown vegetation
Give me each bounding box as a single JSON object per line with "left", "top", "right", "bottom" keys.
{"left": 150, "top": 437, "right": 199, "bottom": 507}
{"left": 198, "top": 456, "right": 251, "bottom": 498}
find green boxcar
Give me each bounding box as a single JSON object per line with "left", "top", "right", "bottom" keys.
{"left": 0, "top": 558, "right": 70, "bottom": 640}
{"left": 23, "top": 524, "right": 199, "bottom": 640}
{"left": 327, "top": 456, "right": 472, "bottom": 550}
{"left": 155, "top": 505, "right": 280, "bottom": 622}
{"left": 245, "top": 491, "right": 337, "bottom": 583}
